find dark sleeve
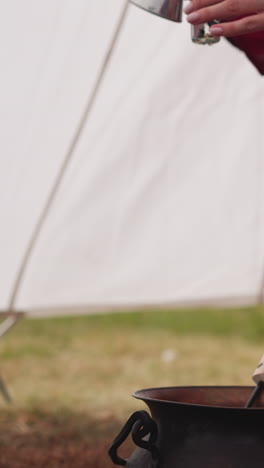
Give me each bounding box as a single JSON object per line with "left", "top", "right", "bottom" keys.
{"left": 227, "top": 31, "right": 264, "bottom": 75}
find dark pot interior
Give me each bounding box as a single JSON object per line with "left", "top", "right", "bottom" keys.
{"left": 133, "top": 386, "right": 264, "bottom": 409}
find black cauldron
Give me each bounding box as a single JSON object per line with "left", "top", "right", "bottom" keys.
{"left": 109, "top": 386, "right": 264, "bottom": 467}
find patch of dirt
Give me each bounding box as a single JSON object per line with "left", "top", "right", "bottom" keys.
{"left": 0, "top": 410, "right": 132, "bottom": 467}
{"left": 0, "top": 440, "right": 116, "bottom": 468}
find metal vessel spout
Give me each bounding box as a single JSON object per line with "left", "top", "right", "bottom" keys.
{"left": 129, "top": 0, "right": 184, "bottom": 22}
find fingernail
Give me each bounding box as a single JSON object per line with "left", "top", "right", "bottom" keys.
{"left": 184, "top": 3, "right": 193, "bottom": 14}
{"left": 187, "top": 12, "right": 200, "bottom": 23}
{"left": 209, "top": 26, "right": 223, "bottom": 36}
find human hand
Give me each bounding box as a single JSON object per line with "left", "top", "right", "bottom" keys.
{"left": 184, "top": 0, "right": 264, "bottom": 37}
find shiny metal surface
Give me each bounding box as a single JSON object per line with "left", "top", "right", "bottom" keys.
{"left": 129, "top": 0, "right": 184, "bottom": 22}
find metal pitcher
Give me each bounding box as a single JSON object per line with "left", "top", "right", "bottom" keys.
{"left": 129, "top": 0, "right": 184, "bottom": 22}
{"left": 129, "top": 0, "right": 221, "bottom": 45}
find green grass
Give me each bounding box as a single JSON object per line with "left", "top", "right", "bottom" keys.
{"left": 80, "top": 306, "right": 264, "bottom": 339}
{"left": 4, "top": 306, "right": 264, "bottom": 351}
{"left": 0, "top": 306, "right": 264, "bottom": 432}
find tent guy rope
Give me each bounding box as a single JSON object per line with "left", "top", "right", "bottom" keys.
{"left": 0, "top": 0, "right": 130, "bottom": 401}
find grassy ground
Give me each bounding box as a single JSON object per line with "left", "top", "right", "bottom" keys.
{"left": 0, "top": 306, "right": 264, "bottom": 466}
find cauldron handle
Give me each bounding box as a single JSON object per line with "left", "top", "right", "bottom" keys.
{"left": 108, "top": 410, "right": 159, "bottom": 466}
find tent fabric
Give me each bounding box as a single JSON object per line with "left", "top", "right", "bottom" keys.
{"left": 0, "top": 0, "right": 264, "bottom": 315}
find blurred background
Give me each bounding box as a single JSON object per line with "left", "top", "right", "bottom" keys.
{"left": 0, "top": 0, "right": 264, "bottom": 466}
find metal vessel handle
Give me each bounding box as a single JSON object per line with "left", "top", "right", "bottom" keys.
{"left": 108, "top": 410, "right": 159, "bottom": 466}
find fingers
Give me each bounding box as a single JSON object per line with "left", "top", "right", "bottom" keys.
{"left": 185, "top": 0, "right": 264, "bottom": 23}
{"left": 209, "top": 11, "right": 264, "bottom": 36}
{"left": 186, "top": 1, "right": 234, "bottom": 25}
{"left": 184, "top": 0, "right": 225, "bottom": 15}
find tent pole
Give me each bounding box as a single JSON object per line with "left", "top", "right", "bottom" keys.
{"left": 0, "top": 312, "right": 25, "bottom": 339}
{"left": 0, "top": 376, "right": 12, "bottom": 404}
{"left": 0, "top": 311, "right": 24, "bottom": 403}
{"left": 258, "top": 274, "right": 264, "bottom": 306}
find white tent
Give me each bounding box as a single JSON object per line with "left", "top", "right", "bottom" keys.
{"left": 1, "top": 0, "right": 264, "bottom": 320}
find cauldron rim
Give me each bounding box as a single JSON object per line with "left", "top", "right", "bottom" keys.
{"left": 132, "top": 385, "right": 264, "bottom": 411}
